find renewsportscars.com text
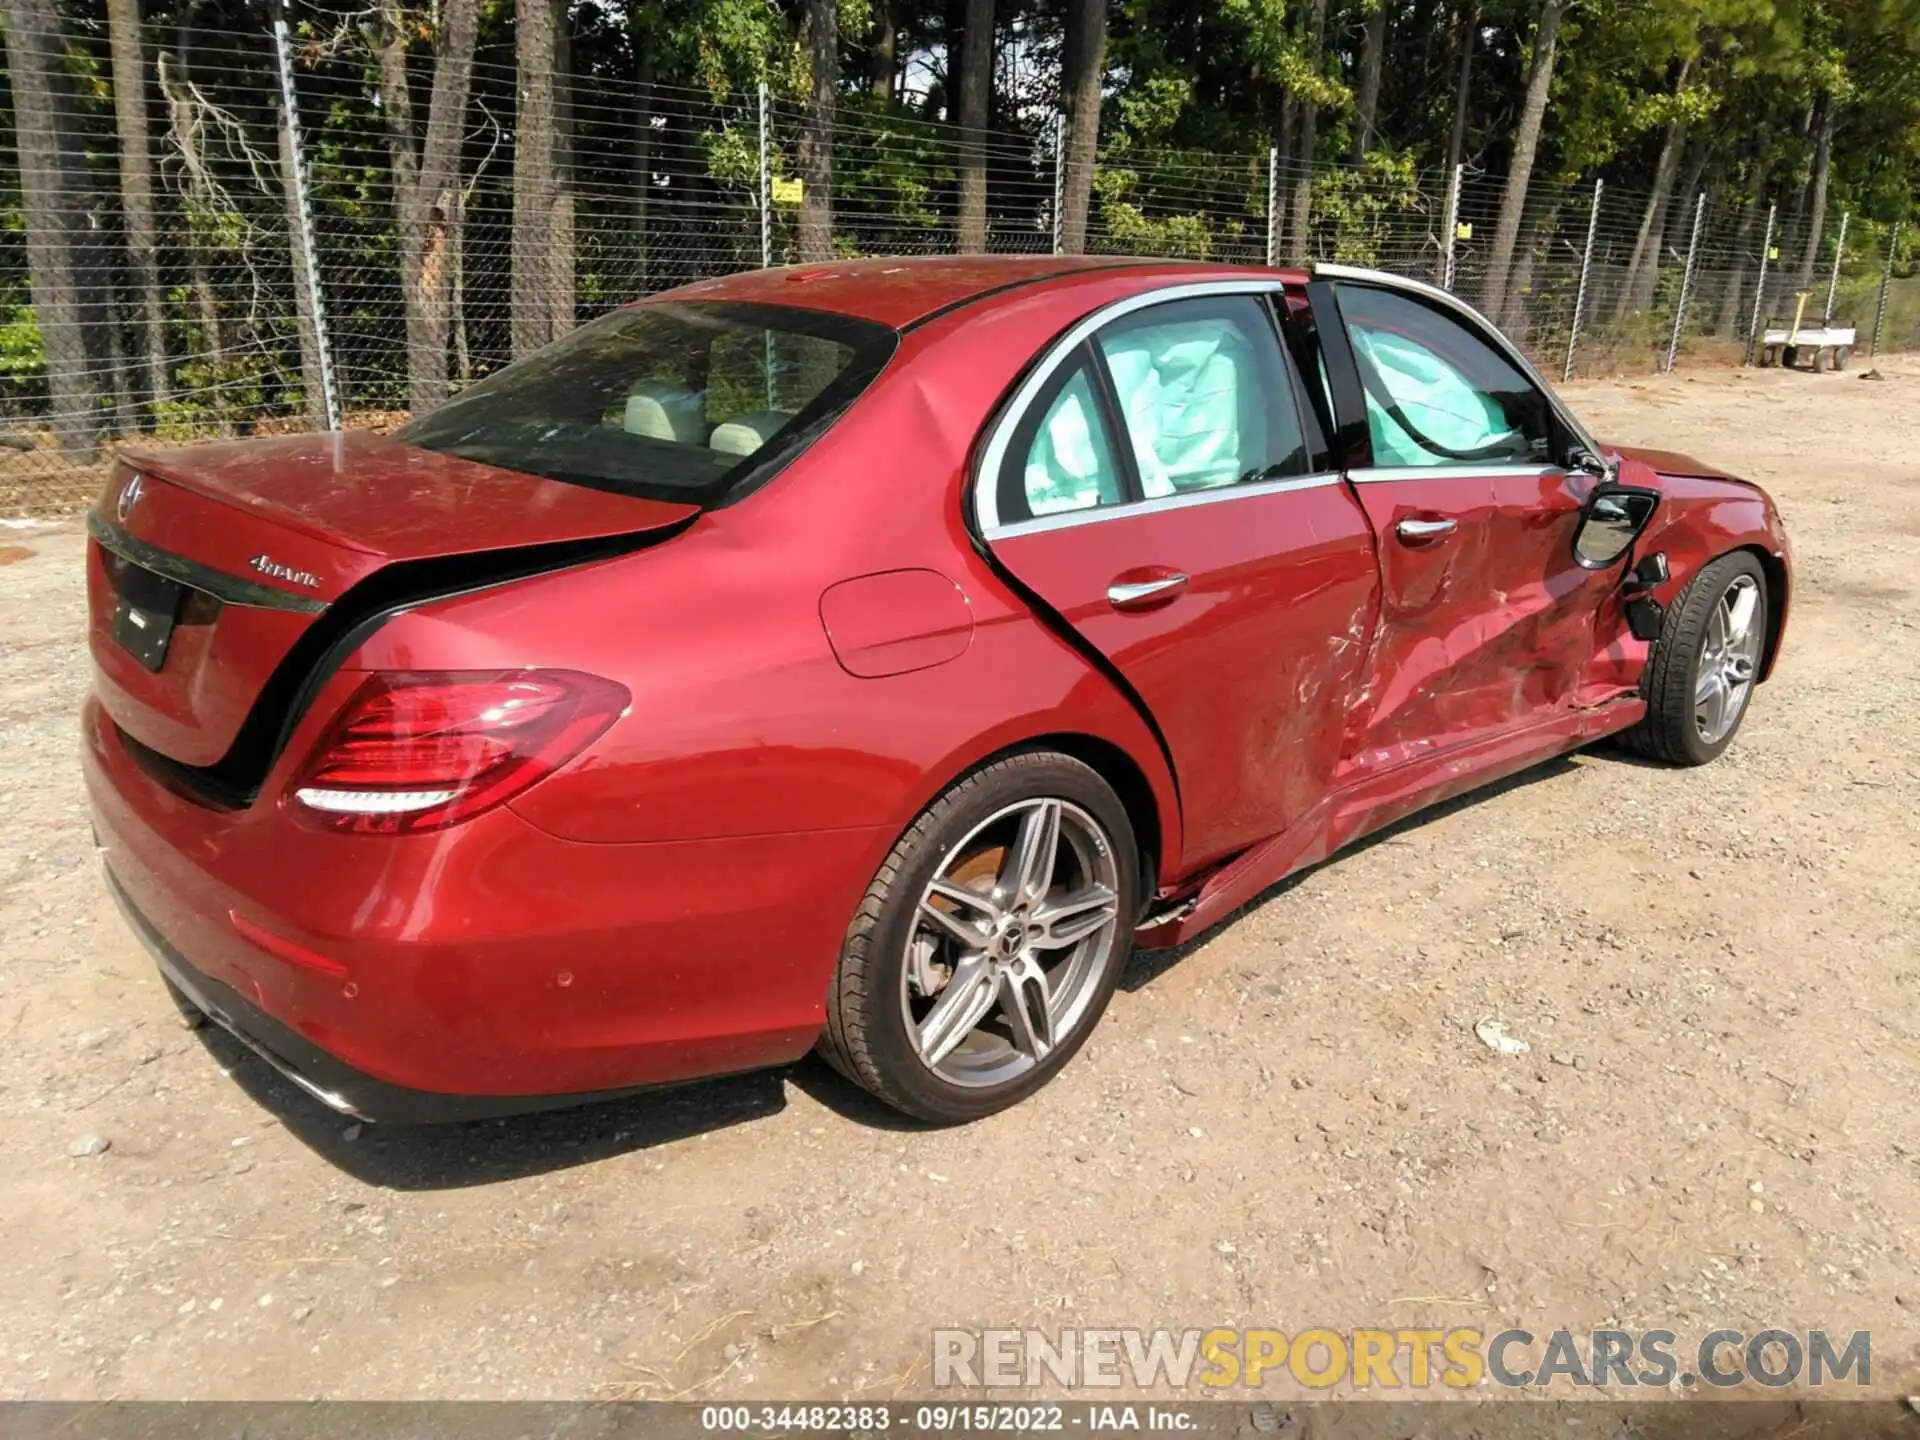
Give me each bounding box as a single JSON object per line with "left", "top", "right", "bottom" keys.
{"left": 932, "top": 1327, "right": 1871, "bottom": 1391}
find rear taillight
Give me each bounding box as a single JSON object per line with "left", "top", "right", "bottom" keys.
{"left": 286, "top": 670, "right": 629, "bottom": 834}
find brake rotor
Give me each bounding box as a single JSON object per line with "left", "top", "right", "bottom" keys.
{"left": 907, "top": 842, "right": 1006, "bottom": 998}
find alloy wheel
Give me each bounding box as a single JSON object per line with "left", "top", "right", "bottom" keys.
{"left": 1694, "top": 573, "right": 1762, "bottom": 746}
{"left": 900, "top": 798, "right": 1123, "bottom": 1088}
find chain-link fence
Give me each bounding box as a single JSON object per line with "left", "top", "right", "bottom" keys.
{"left": 3, "top": 21, "right": 1916, "bottom": 514}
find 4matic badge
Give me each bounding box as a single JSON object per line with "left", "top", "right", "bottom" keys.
{"left": 250, "top": 554, "right": 322, "bottom": 589}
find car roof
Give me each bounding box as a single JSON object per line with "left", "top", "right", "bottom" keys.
{"left": 657, "top": 255, "right": 1311, "bottom": 330}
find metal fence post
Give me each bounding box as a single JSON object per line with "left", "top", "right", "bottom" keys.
{"left": 757, "top": 81, "right": 772, "bottom": 270}
{"left": 1665, "top": 192, "right": 1707, "bottom": 373}
{"left": 1438, "top": 163, "right": 1462, "bottom": 289}
{"left": 1870, "top": 219, "right": 1901, "bottom": 359}
{"left": 1051, "top": 113, "right": 1066, "bottom": 256}
{"left": 1563, "top": 177, "right": 1603, "bottom": 383}
{"left": 1744, "top": 203, "right": 1777, "bottom": 366}
{"left": 1265, "top": 146, "right": 1279, "bottom": 267}
{"left": 1823, "top": 209, "right": 1850, "bottom": 326}
{"left": 271, "top": 8, "right": 340, "bottom": 430}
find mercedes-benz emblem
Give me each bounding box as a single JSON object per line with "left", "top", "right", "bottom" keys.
{"left": 116, "top": 473, "right": 144, "bottom": 523}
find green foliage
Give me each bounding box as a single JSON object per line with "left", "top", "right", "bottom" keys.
{"left": 0, "top": 300, "right": 45, "bottom": 393}
{"left": 2, "top": 0, "right": 1917, "bottom": 473}
{"left": 1309, "top": 149, "right": 1425, "bottom": 264}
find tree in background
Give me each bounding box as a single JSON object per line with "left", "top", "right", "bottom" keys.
{"left": 955, "top": 0, "right": 993, "bottom": 251}
{"left": 1056, "top": 0, "right": 1106, "bottom": 254}
{"left": 796, "top": 0, "right": 838, "bottom": 260}
{"left": 4, "top": 0, "right": 107, "bottom": 456}
{"left": 377, "top": 0, "right": 480, "bottom": 412}
{"left": 1478, "top": 0, "right": 1567, "bottom": 324}
{"left": 107, "top": 0, "right": 167, "bottom": 420}
{"left": 3, "top": 0, "right": 1919, "bottom": 465}
{"left": 512, "top": 0, "right": 574, "bottom": 356}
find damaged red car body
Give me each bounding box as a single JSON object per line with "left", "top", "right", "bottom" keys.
{"left": 83, "top": 257, "right": 1793, "bottom": 1125}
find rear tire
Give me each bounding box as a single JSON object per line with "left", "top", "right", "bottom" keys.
{"left": 1834, "top": 345, "right": 1853, "bottom": 371}
{"left": 1781, "top": 344, "right": 1799, "bottom": 369}
{"left": 1617, "top": 551, "right": 1768, "bottom": 767}
{"left": 818, "top": 751, "right": 1138, "bottom": 1124}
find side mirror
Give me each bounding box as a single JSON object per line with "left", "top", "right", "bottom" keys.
{"left": 1572, "top": 484, "right": 1660, "bottom": 569}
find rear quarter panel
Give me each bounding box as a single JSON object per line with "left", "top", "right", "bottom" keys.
{"left": 334, "top": 281, "right": 1209, "bottom": 863}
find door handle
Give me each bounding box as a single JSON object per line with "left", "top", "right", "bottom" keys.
{"left": 1394, "top": 516, "right": 1458, "bottom": 545}
{"left": 1106, "top": 571, "right": 1188, "bottom": 611}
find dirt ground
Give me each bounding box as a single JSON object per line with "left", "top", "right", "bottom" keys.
{"left": 2, "top": 356, "right": 1918, "bottom": 1405}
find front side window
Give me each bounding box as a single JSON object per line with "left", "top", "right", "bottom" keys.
{"left": 1336, "top": 284, "right": 1551, "bottom": 468}
{"left": 1095, "top": 296, "right": 1308, "bottom": 497}
{"left": 396, "top": 301, "right": 896, "bottom": 505}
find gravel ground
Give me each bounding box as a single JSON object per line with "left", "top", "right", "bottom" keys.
{"left": 2, "top": 357, "right": 1917, "bottom": 1404}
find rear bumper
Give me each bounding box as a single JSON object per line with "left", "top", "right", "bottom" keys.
{"left": 106, "top": 869, "right": 642, "bottom": 1123}
{"left": 84, "top": 696, "right": 893, "bottom": 1120}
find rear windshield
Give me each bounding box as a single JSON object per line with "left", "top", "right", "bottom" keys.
{"left": 395, "top": 301, "right": 897, "bottom": 505}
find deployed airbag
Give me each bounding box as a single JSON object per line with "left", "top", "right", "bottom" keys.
{"left": 1100, "top": 323, "right": 1251, "bottom": 496}
{"left": 1351, "top": 327, "right": 1521, "bottom": 466}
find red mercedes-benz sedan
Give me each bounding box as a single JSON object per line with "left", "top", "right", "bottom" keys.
{"left": 83, "top": 256, "right": 1793, "bottom": 1124}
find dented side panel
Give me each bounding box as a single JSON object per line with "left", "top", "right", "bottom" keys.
{"left": 1338, "top": 465, "right": 1618, "bottom": 780}
{"left": 1613, "top": 459, "right": 1794, "bottom": 679}
{"left": 989, "top": 481, "right": 1381, "bottom": 872}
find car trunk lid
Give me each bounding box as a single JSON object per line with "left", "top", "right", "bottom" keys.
{"left": 89, "top": 431, "right": 698, "bottom": 768}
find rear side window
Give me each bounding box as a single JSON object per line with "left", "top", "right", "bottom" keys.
{"left": 396, "top": 302, "right": 896, "bottom": 505}
{"left": 1003, "top": 350, "right": 1130, "bottom": 520}
{"left": 1094, "top": 296, "right": 1309, "bottom": 495}
{"left": 1335, "top": 284, "right": 1551, "bottom": 467}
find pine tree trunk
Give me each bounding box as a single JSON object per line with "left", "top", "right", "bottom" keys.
{"left": 1715, "top": 157, "right": 1765, "bottom": 339}
{"left": 1612, "top": 62, "right": 1691, "bottom": 321}
{"left": 1352, "top": 2, "right": 1386, "bottom": 165}
{"left": 1286, "top": 0, "right": 1325, "bottom": 264}
{"left": 1056, "top": 0, "right": 1106, "bottom": 255}
{"left": 1504, "top": 199, "right": 1557, "bottom": 345}
{"left": 452, "top": 181, "right": 472, "bottom": 382}
{"left": 4, "top": 0, "right": 106, "bottom": 457}
{"left": 380, "top": 0, "right": 478, "bottom": 413}
{"left": 1478, "top": 0, "right": 1565, "bottom": 322}
{"left": 1794, "top": 94, "right": 1833, "bottom": 294}
{"left": 512, "top": 0, "right": 558, "bottom": 357}
{"left": 627, "top": 3, "right": 654, "bottom": 290}
{"left": 106, "top": 0, "right": 168, "bottom": 422}
{"left": 955, "top": 0, "right": 994, "bottom": 252}
{"left": 796, "top": 0, "right": 838, "bottom": 262}
{"left": 1442, "top": 0, "right": 1478, "bottom": 182}
{"left": 1645, "top": 135, "right": 1710, "bottom": 312}
{"left": 549, "top": 0, "right": 575, "bottom": 338}
{"left": 868, "top": 0, "right": 897, "bottom": 100}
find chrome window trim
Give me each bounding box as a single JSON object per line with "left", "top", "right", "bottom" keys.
{"left": 973, "top": 278, "right": 1293, "bottom": 538}
{"left": 1311, "top": 262, "right": 1604, "bottom": 459}
{"left": 987, "top": 469, "right": 1343, "bottom": 539}
{"left": 1346, "top": 463, "right": 1563, "bottom": 484}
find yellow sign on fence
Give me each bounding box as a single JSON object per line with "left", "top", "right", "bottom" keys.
{"left": 772, "top": 177, "right": 804, "bottom": 204}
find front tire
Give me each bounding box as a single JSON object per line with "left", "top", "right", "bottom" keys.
{"left": 818, "top": 751, "right": 1138, "bottom": 1124}
{"left": 1619, "top": 551, "right": 1768, "bottom": 766}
